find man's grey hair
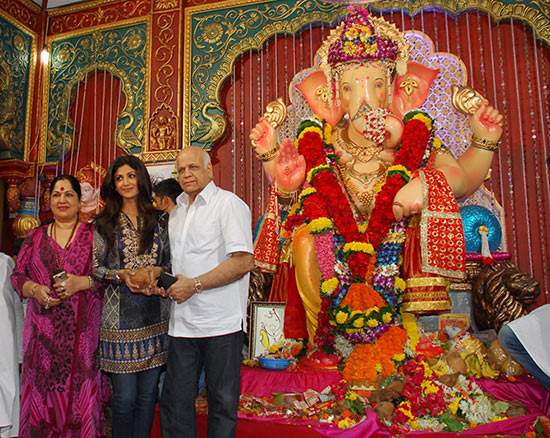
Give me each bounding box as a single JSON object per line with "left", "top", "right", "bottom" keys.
{"left": 178, "top": 146, "right": 211, "bottom": 167}
{"left": 200, "top": 148, "right": 211, "bottom": 167}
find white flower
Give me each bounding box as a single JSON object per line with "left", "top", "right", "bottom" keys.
{"left": 334, "top": 334, "right": 354, "bottom": 359}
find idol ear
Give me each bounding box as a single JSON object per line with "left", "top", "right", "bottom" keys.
{"left": 391, "top": 62, "right": 439, "bottom": 119}
{"left": 296, "top": 70, "right": 344, "bottom": 126}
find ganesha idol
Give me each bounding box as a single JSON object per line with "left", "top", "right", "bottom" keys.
{"left": 250, "top": 7, "right": 502, "bottom": 374}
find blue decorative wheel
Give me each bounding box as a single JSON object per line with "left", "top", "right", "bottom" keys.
{"left": 460, "top": 205, "right": 502, "bottom": 253}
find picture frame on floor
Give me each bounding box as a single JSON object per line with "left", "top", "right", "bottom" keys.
{"left": 249, "top": 302, "right": 286, "bottom": 359}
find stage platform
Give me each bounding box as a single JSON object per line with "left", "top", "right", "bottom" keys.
{"left": 149, "top": 365, "right": 550, "bottom": 437}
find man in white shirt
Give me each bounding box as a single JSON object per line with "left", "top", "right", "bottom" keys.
{"left": 498, "top": 304, "right": 550, "bottom": 391}
{"left": 0, "top": 252, "right": 24, "bottom": 437}
{"left": 160, "top": 146, "right": 254, "bottom": 438}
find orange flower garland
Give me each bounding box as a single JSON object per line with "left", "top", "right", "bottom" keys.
{"left": 340, "top": 283, "right": 384, "bottom": 312}
{"left": 343, "top": 325, "right": 407, "bottom": 384}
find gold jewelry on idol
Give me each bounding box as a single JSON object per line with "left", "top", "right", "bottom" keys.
{"left": 471, "top": 134, "right": 500, "bottom": 152}
{"left": 277, "top": 185, "right": 299, "bottom": 199}
{"left": 342, "top": 162, "right": 386, "bottom": 213}
{"left": 255, "top": 146, "right": 280, "bottom": 162}
{"left": 334, "top": 127, "right": 383, "bottom": 164}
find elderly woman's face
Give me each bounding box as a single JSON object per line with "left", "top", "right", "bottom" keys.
{"left": 50, "top": 179, "right": 80, "bottom": 222}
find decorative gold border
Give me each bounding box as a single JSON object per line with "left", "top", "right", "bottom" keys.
{"left": 39, "top": 15, "right": 151, "bottom": 164}
{"left": 48, "top": 0, "right": 130, "bottom": 17}
{"left": 18, "top": 0, "right": 41, "bottom": 14}
{"left": 182, "top": 0, "right": 550, "bottom": 150}
{"left": 182, "top": 0, "right": 345, "bottom": 149}
{"left": 0, "top": 8, "right": 37, "bottom": 163}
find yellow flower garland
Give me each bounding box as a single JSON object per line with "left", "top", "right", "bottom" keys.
{"left": 321, "top": 277, "right": 339, "bottom": 294}
{"left": 412, "top": 113, "right": 433, "bottom": 130}
{"left": 343, "top": 241, "right": 374, "bottom": 254}
{"left": 402, "top": 311, "right": 420, "bottom": 352}
{"left": 308, "top": 217, "right": 333, "bottom": 233}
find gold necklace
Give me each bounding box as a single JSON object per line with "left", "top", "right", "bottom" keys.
{"left": 334, "top": 127, "right": 383, "bottom": 164}
{"left": 342, "top": 168, "right": 387, "bottom": 213}
{"left": 345, "top": 160, "right": 386, "bottom": 185}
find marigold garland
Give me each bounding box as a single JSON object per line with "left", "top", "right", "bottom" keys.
{"left": 282, "top": 110, "right": 435, "bottom": 382}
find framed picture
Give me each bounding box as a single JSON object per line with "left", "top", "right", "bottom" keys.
{"left": 249, "top": 302, "right": 286, "bottom": 359}
{"left": 439, "top": 313, "right": 470, "bottom": 338}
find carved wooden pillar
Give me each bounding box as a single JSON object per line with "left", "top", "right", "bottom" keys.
{"left": 12, "top": 177, "right": 42, "bottom": 239}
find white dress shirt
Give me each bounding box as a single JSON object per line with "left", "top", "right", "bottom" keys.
{"left": 0, "top": 253, "right": 23, "bottom": 437}
{"left": 168, "top": 181, "right": 253, "bottom": 338}
{"left": 507, "top": 304, "right": 550, "bottom": 378}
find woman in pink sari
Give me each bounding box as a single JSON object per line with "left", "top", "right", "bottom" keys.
{"left": 11, "top": 174, "right": 106, "bottom": 438}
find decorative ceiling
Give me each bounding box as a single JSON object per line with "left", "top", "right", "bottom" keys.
{"left": 31, "top": 0, "right": 89, "bottom": 10}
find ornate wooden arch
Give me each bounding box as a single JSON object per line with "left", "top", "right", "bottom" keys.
{"left": 40, "top": 18, "right": 150, "bottom": 163}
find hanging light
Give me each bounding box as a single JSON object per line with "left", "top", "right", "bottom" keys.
{"left": 40, "top": 47, "right": 49, "bottom": 64}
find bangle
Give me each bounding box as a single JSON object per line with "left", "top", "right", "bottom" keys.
{"left": 255, "top": 146, "right": 279, "bottom": 162}
{"left": 471, "top": 134, "right": 500, "bottom": 151}
{"left": 277, "top": 186, "right": 299, "bottom": 199}
{"left": 30, "top": 283, "right": 39, "bottom": 297}
{"left": 88, "top": 276, "right": 96, "bottom": 291}
{"left": 193, "top": 277, "right": 203, "bottom": 294}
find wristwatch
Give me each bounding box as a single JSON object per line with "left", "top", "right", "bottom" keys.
{"left": 193, "top": 277, "right": 203, "bottom": 294}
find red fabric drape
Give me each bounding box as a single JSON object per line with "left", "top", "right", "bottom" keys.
{"left": 215, "top": 11, "right": 550, "bottom": 305}
{"left": 68, "top": 71, "right": 125, "bottom": 175}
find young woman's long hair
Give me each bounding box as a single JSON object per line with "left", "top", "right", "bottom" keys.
{"left": 94, "top": 155, "right": 158, "bottom": 253}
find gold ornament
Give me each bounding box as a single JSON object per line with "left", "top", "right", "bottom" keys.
{"left": 471, "top": 134, "right": 500, "bottom": 152}
{"left": 451, "top": 85, "right": 485, "bottom": 115}
{"left": 263, "top": 97, "right": 287, "bottom": 129}
{"left": 333, "top": 127, "right": 382, "bottom": 163}
{"left": 12, "top": 214, "right": 40, "bottom": 239}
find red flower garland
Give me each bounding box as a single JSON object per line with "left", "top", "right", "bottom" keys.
{"left": 367, "top": 118, "right": 430, "bottom": 248}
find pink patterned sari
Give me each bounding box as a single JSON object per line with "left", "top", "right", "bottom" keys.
{"left": 11, "top": 222, "right": 107, "bottom": 438}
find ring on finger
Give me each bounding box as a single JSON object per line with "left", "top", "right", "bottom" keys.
{"left": 61, "top": 281, "right": 67, "bottom": 287}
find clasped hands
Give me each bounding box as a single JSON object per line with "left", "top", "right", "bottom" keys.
{"left": 163, "top": 275, "right": 197, "bottom": 304}
{"left": 117, "top": 266, "right": 165, "bottom": 296}
{"left": 34, "top": 274, "right": 88, "bottom": 309}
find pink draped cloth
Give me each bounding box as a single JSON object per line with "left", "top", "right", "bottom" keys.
{"left": 241, "top": 366, "right": 342, "bottom": 397}
{"left": 11, "top": 223, "right": 107, "bottom": 438}
{"left": 240, "top": 365, "right": 550, "bottom": 437}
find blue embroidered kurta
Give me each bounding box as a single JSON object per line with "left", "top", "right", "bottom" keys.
{"left": 93, "top": 211, "right": 171, "bottom": 373}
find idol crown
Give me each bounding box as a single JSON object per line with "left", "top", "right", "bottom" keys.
{"left": 327, "top": 6, "right": 401, "bottom": 68}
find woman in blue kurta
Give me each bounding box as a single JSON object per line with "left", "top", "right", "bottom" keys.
{"left": 93, "top": 155, "right": 170, "bottom": 438}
